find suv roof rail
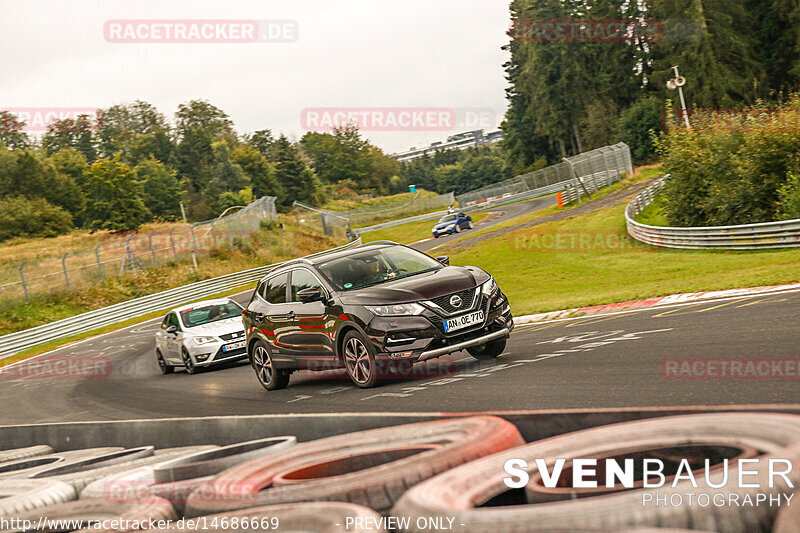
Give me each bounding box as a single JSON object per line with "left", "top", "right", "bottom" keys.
{"left": 359, "top": 240, "right": 398, "bottom": 247}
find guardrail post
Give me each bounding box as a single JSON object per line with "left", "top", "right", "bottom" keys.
{"left": 169, "top": 228, "right": 178, "bottom": 262}
{"left": 149, "top": 231, "right": 158, "bottom": 266}
{"left": 18, "top": 262, "right": 30, "bottom": 302}
{"left": 189, "top": 223, "right": 199, "bottom": 270}
{"left": 95, "top": 242, "right": 104, "bottom": 280}
{"left": 61, "top": 253, "right": 71, "bottom": 292}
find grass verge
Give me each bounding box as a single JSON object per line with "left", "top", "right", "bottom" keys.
{"left": 432, "top": 165, "right": 665, "bottom": 251}
{"left": 634, "top": 194, "right": 671, "bottom": 226}
{"left": 363, "top": 213, "right": 489, "bottom": 245}
{"left": 447, "top": 183, "right": 800, "bottom": 315}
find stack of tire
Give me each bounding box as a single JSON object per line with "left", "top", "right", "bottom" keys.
{"left": 0, "top": 413, "right": 798, "bottom": 532}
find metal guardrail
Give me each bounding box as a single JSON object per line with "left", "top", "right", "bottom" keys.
{"left": 626, "top": 176, "right": 800, "bottom": 249}
{"left": 0, "top": 238, "right": 363, "bottom": 360}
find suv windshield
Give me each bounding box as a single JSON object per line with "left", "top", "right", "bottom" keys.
{"left": 438, "top": 214, "right": 457, "bottom": 223}
{"left": 180, "top": 302, "right": 242, "bottom": 328}
{"left": 317, "top": 246, "right": 443, "bottom": 290}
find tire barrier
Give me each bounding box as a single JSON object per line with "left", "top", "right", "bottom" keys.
{"left": 773, "top": 495, "right": 800, "bottom": 533}
{"left": 0, "top": 479, "right": 77, "bottom": 516}
{"left": 52, "top": 446, "right": 218, "bottom": 494}
{"left": 0, "top": 446, "right": 53, "bottom": 465}
{"left": 5, "top": 497, "right": 177, "bottom": 533}
{"left": 0, "top": 448, "right": 123, "bottom": 479}
{"left": 184, "top": 416, "right": 524, "bottom": 516}
{"left": 140, "top": 502, "right": 385, "bottom": 533}
{"left": 152, "top": 437, "right": 296, "bottom": 483}
{"left": 83, "top": 438, "right": 296, "bottom": 515}
{"left": 391, "top": 413, "right": 800, "bottom": 533}
{"left": 2, "top": 414, "right": 800, "bottom": 533}
{"left": 28, "top": 447, "right": 154, "bottom": 479}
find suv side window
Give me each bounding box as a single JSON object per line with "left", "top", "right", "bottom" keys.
{"left": 291, "top": 269, "right": 324, "bottom": 301}
{"left": 161, "top": 315, "right": 169, "bottom": 330}
{"left": 167, "top": 313, "right": 180, "bottom": 330}
{"left": 264, "top": 273, "right": 288, "bottom": 304}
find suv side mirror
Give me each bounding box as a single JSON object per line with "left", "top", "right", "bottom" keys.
{"left": 297, "top": 287, "right": 323, "bottom": 303}
{"left": 435, "top": 255, "right": 450, "bottom": 266}
{"left": 166, "top": 325, "right": 178, "bottom": 335}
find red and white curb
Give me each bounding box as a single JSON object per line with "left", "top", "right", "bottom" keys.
{"left": 513, "top": 281, "right": 800, "bottom": 325}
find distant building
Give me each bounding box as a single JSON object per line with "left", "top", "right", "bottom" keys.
{"left": 391, "top": 129, "right": 504, "bottom": 163}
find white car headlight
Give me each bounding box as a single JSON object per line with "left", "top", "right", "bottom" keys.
{"left": 193, "top": 336, "right": 218, "bottom": 345}
{"left": 365, "top": 303, "right": 426, "bottom": 316}
{"left": 481, "top": 277, "right": 498, "bottom": 296}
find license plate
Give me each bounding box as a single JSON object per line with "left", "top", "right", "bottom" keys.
{"left": 222, "top": 341, "right": 246, "bottom": 352}
{"left": 443, "top": 310, "right": 484, "bottom": 333}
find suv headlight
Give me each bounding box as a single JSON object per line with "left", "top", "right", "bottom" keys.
{"left": 365, "top": 303, "right": 425, "bottom": 316}
{"left": 193, "top": 336, "right": 218, "bottom": 345}
{"left": 481, "top": 277, "right": 498, "bottom": 296}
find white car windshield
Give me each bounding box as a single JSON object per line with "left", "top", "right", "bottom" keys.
{"left": 439, "top": 214, "right": 458, "bottom": 223}
{"left": 180, "top": 302, "right": 242, "bottom": 328}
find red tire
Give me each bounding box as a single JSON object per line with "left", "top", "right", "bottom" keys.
{"left": 185, "top": 416, "right": 524, "bottom": 516}
{"left": 391, "top": 413, "right": 800, "bottom": 533}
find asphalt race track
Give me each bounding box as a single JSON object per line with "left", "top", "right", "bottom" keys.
{"left": 1, "top": 279, "right": 798, "bottom": 425}
{"left": 0, "top": 194, "right": 797, "bottom": 425}
{"left": 411, "top": 194, "right": 556, "bottom": 253}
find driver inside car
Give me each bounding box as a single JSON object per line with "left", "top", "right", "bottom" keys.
{"left": 361, "top": 259, "right": 383, "bottom": 286}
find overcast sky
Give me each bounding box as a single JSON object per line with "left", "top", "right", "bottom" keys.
{"left": 0, "top": 0, "right": 511, "bottom": 154}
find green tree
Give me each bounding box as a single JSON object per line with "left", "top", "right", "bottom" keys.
{"left": 49, "top": 148, "right": 89, "bottom": 186}
{"left": 647, "top": 0, "right": 763, "bottom": 108}
{"left": 96, "top": 100, "right": 170, "bottom": 159}
{"left": 175, "top": 100, "right": 236, "bottom": 143}
{"left": 203, "top": 141, "right": 249, "bottom": 213}
{"left": 273, "top": 135, "right": 317, "bottom": 209}
{"left": 246, "top": 129, "right": 276, "bottom": 159}
{"left": 127, "top": 129, "right": 176, "bottom": 167}
{"left": 135, "top": 157, "right": 185, "bottom": 220}
{"left": 616, "top": 96, "right": 664, "bottom": 164}
{"left": 0, "top": 111, "right": 29, "bottom": 149}
{"left": 218, "top": 187, "right": 255, "bottom": 211}
{"left": 81, "top": 156, "right": 150, "bottom": 231}
{"left": 42, "top": 114, "right": 97, "bottom": 161}
{"left": 232, "top": 144, "right": 282, "bottom": 198}
{"left": 0, "top": 196, "right": 73, "bottom": 241}
{"left": 176, "top": 126, "right": 214, "bottom": 191}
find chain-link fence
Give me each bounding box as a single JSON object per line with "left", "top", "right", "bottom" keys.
{"left": 292, "top": 191, "right": 456, "bottom": 237}
{"left": 456, "top": 143, "right": 633, "bottom": 206}
{"left": 0, "top": 197, "right": 277, "bottom": 302}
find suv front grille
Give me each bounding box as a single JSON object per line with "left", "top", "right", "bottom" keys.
{"left": 219, "top": 331, "right": 246, "bottom": 342}
{"left": 426, "top": 287, "right": 477, "bottom": 315}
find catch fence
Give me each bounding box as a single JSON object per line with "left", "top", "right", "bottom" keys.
{"left": 0, "top": 197, "right": 277, "bottom": 302}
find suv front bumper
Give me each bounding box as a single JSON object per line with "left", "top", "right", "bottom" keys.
{"left": 365, "top": 289, "right": 513, "bottom": 362}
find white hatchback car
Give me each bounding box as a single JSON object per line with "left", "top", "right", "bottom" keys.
{"left": 155, "top": 298, "right": 248, "bottom": 375}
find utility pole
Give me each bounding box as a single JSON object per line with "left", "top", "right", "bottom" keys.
{"left": 180, "top": 201, "right": 198, "bottom": 272}
{"left": 666, "top": 65, "right": 691, "bottom": 129}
